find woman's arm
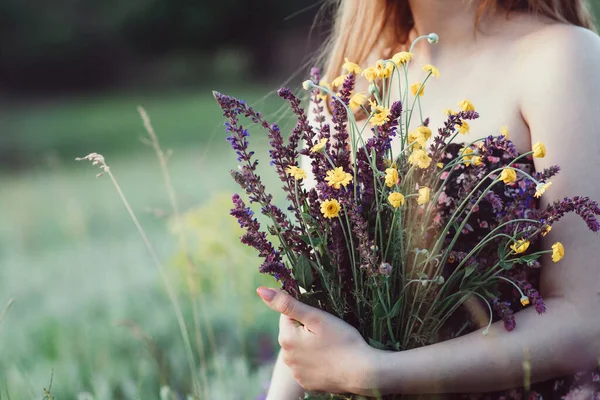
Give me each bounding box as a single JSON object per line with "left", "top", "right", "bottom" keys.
{"left": 257, "top": 26, "right": 600, "bottom": 396}
{"left": 372, "top": 298, "right": 599, "bottom": 395}
{"left": 266, "top": 345, "right": 306, "bottom": 400}
{"left": 373, "top": 24, "right": 600, "bottom": 396}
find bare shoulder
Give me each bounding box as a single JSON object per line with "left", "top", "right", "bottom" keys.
{"left": 513, "top": 21, "right": 600, "bottom": 72}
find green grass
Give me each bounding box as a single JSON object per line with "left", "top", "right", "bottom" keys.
{"left": 0, "top": 87, "right": 298, "bottom": 399}
{"left": 0, "top": 85, "right": 288, "bottom": 167}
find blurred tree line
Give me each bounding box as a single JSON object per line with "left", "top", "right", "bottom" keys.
{"left": 0, "top": 0, "right": 326, "bottom": 95}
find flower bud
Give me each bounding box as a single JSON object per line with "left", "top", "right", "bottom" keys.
{"left": 379, "top": 262, "right": 392, "bottom": 276}
{"left": 427, "top": 33, "right": 439, "bottom": 44}
{"left": 368, "top": 82, "right": 379, "bottom": 96}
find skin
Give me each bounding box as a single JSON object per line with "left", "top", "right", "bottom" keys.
{"left": 262, "top": 1, "right": 600, "bottom": 397}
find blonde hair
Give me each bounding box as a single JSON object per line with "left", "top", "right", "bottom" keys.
{"left": 319, "top": 0, "right": 597, "bottom": 80}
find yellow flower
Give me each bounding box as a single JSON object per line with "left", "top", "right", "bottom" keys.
{"left": 416, "top": 126, "right": 432, "bottom": 140}
{"left": 385, "top": 168, "right": 399, "bottom": 188}
{"left": 408, "top": 126, "right": 431, "bottom": 148}
{"left": 285, "top": 165, "right": 307, "bottom": 181}
{"left": 510, "top": 239, "right": 530, "bottom": 254}
{"left": 423, "top": 64, "right": 440, "bottom": 78}
{"left": 325, "top": 167, "right": 353, "bottom": 189}
{"left": 552, "top": 242, "right": 564, "bottom": 262}
{"left": 436, "top": 162, "right": 444, "bottom": 168}
{"left": 459, "top": 100, "right": 475, "bottom": 112}
{"left": 408, "top": 149, "right": 432, "bottom": 169}
{"left": 471, "top": 156, "right": 483, "bottom": 167}
{"left": 444, "top": 109, "right": 456, "bottom": 116}
{"left": 500, "top": 126, "right": 509, "bottom": 139}
{"left": 408, "top": 130, "right": 422, "bottom": 147}
{"left": 376, "top": 60, "right": 394, "bottom": 79}
{"left": 388, "top": 192, "right": 405, "bottom": 209}
{"left": 541, "top": 225, "right": 552, "bottom": 237}
{"left": 321, "top": 199, "right": 341, "bottom": 219}
{"left": 533, "top": 142, "right": 546, "bottom": 158}
{"left": 534, "top": 182, "right": 552, "bottom": 198}
{"left": 456, "top": 120, "right": 470, "bottom": 135}
{"left": 362, "top": 66, "right": 379, "bottom": 83}
{"left": 461, "top": 147, "right": 475, "bottom": 166}
{"left": 499, "top": 168, "right": 517, "bottom": 184}
{"left": 391, "top": 51, "right": 413, "bottom": 65}
{"left": 310, "top": 138, "right": 328, "bottom": 153}
{"left": 520, "top": 296, "right": 530, "bottom": 306}
{"left": 343, "top": 58, "right": 362, "bottom": 75}
{"left": 349, "top": 93, "right": 368, "bottom": 110}
{"left": 369, "top": 100, "right": 391, "bottom": 126}
{"left": 332, "top": 74, "right": 346, "bottom": 88}
{"left": 411, "top": 82, "right": 425, "bottom": 97}
{"left": 417, "top": 187, "right": 431, "bottom": 205}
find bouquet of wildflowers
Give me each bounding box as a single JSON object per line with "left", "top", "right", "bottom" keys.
{"left": 215, "top": 33, "right": 600, "bottom": 399}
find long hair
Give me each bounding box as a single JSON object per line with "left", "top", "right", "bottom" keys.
{"left": 319, "top": 0, "right": 597, "bottom": 80}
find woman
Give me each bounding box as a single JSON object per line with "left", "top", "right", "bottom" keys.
{"left": 258, "top": 0, "right": 600, "bottom": 398}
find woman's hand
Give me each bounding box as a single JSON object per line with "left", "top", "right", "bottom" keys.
{"left": 257, "top": 287, "right": 380, "bottom": 395}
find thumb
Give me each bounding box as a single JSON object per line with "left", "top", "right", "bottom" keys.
{"left": 256, "top": 287, "right": 316, "bottom": 325}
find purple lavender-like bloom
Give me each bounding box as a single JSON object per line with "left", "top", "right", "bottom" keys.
{"left": 533, "top": 165, "right": 561, "bottom": 182}
{"left": 370, "top": 100, "right": 402, "bottom": 167}
{"left": 484, "top": 191, "right": 504, "bottom": 213}
{"left": 492, "top": 298, "right": 516, "bottom": 331}
{"left": 216, "top": 92, "right": 306, "bottom": 256}
{"left": 231, "top": 194, "right": 299, "bottom": 296}
{"left": 519, "top": 281, "right": 546, "bottom": 314}
{"left": 277, "top": 87, "right": 316, "bottom": 150}
{"left": 480, "top": 134, "right": 520, "bottom": 159}
{"left": 430, "top": 110, "right": 479, "bottom": 160}
{"left": 309, "top": 67, "right": 327, "bottom": 131}
{"left": 379, "top": 262, "right": 393, "bottom": 276}
{"left": 329, "top": 73, "right": 355, "bottom": 170}
{"left": 355, "top": 101, "right": 402, "bottom": 209}
{"left": 341, "top": 197, "right": 378, "bottom": 275}
{"left": 539, "top": 196, "right": 600, "bottom": 232}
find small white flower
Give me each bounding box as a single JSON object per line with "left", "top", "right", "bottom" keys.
{"left": 302, "top": 80, "right": 313, "bottom": 91}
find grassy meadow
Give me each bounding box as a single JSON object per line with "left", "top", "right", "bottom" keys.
{"left": 0, "top": 85, "right": 297, "bottom": 399}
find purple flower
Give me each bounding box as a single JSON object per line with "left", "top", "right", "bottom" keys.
{"left": 231, "top": 194, "right": 299, "bottom": 296}
{"left": 492, "top": 298, "right": 516, "bottom": 331}
{"left": 341, "top": 197, "right": 378, "bottom": 275}
{"left": 309, "top": 67, "right": 327, "bottom": 131}
{"left": 429, "top": 110, "right": 479, "bottom": 160}
{"left": 539, "top": 196, "right": 600, "bottom": 232}
{"left": 329, "top": 73, "right": 355, "bottom": 170}
{"left": 518, "top": 281, "right": 546, "bottom": 314}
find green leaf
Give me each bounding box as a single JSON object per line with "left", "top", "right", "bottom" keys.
{"left": 373, "top": 302, "right": 387, "bottom": 318}
{"left": 300, "top": 212, "right": 315, "bottom": 223}
{"left": 500, "top": 260, "right": 514, "bottom": 270}
{"left": 388, "top": 299, "right": 402, "bottom": 318}
{"left": 460, "top": 264, "right": 477, "bottom": 288}
{"left": 498, "top": 243, "right": 506, "bottom": 260}
{"left": 298, "top": 291, "right": 325, "bottom": 308}
{"left": 293, "top": 254, "right": 314, "bottom": 289}
{"left": 368, "top": 338, "right": 388, "bottom": 350}
{"left": 298, "top": 234, "right": 323, "bottom": 247}
{"left": 520, "top": 254, "right": 541, "bottom": 263}
{"left": 464, "top": 264, "right": 476, "bottom": 278}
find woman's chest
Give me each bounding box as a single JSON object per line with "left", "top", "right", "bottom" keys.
{"left": 374, "top": 56, "right": 532, "bottom": 155}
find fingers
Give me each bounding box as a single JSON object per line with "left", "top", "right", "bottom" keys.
{"left": 257, "top": 287, "right": 319, "bottom": 327}
{"left": 278, "top": 314, "right": 300, "bottom": 350}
